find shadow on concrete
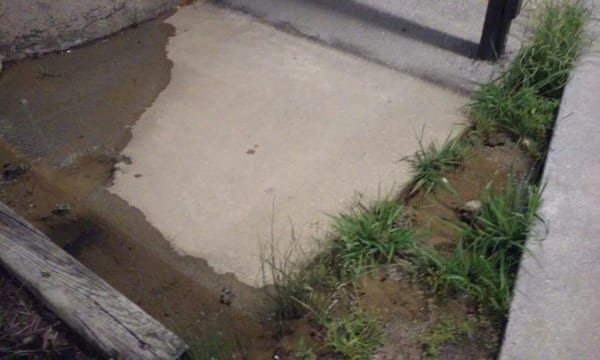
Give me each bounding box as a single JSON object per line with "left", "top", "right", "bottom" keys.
{"left": 308, "top": 0, "right": 480, "bottom": 58}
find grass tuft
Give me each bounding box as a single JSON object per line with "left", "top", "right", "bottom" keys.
{"left": 505, "top": 1, "right": 588, "bottom": 99}
{"left": 321, "top": 310, "right": 383, "bottom": 360}
{"left": 184, "top": 329, "right": 235, "bottom": 360}
{"left": 295, "top": 336, "right": 317, "bottom": 360}
{"left": 430, "top": 179, "right": 543, "bottom": 319}
{"left": 470, "top": 1, "right": 587, "bottom": 158}
{"left": 404, "top": 135, "right": 467, "bottom": 195}
{"left": 260, "top": 235, "right": 337, "bottom": 329}
{"left": 470, "top": 83, "right": 558, "bottom": 155}
{"left": 420, "top": 318, "right": 472, "bottom": 359}
{"left": 330, "top": 198, "right": 417, "bottom": 279}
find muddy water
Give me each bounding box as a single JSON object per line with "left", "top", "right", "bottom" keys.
{"left": 0, "top": 16, "right": 173, "bottom": 165}
{"left": 0, "top": 15, "right": 278, "bottom": 358}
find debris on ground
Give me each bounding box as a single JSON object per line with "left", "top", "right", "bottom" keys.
{"left": 219, "top": 287, "right": 234, "bottom": 305}
{"left": 52, "top": 203, "right": 71, "bottom": 216}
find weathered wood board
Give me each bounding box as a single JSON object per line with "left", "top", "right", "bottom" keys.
{"left": 0, "top": 202, "right": 188, "bottom": 359}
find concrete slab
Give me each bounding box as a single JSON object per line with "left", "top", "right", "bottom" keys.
{"left": 500, "top": 6, "right": 600, "bottom": 359}
{"left": 109, "top": 1, "right": 467, "bottom": 285}
{"left": 216, "top": 0, "right": 533, "bottom": 92}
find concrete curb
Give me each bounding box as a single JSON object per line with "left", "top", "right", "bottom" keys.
{"left": 500, "top": 5, "right": 600, "bottom": 359}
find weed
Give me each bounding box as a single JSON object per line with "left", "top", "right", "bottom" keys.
{"left": 470, "top": 83, "right": 558, "bottom": 156}
{"left": 506, "top": 1, "right": 587, "bottom": 99}
{"left": 431, "top": 179, "right": 543, "bottom": 319}
{"left": 420, "top": 318, "right": 472, "bottom": 359}
{"left": 321, "top": 310, "right": 383, "bottom": 360}
{"left": 330, "top": 198, "right": 417, "bottom": 279}
{"left": 184, "top": 329, "right": 235, "bottom": 360}
{"left": 470, "top": 1, "right": 586, "bottom": 157}
{"left": 295, "top": 336, "right": 317, "bottom": 360}
{"left": 404, "top": 135, "right": 467, "bottom": 195}
{"left": 260, "top": 235, "right": 337, "bottom": 326}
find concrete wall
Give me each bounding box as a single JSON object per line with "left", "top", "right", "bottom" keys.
{"left": 0, "top": 0, "right": 181, "bottom": 61}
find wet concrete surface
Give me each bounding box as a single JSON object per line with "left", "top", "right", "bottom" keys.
{"left": 0, "top": 16, "right": 174, "bottom": 165}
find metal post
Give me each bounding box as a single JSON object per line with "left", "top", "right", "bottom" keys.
{"left": 478, "top": 0, "right": 522, "bottom": 60}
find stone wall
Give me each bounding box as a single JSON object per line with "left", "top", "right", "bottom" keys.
{"left": 0, "top": 0, "right": 181, "bottom": 61}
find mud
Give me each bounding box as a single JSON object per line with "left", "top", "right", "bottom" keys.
{"left": 0, "top": 137, "right": 280, "bottom": 358}
{"left": 406, "top": 141, "right": 534, "bottom": 249}
{"left": 0, "top": 16, "right": 174, "bottom": 165}
{"left": 0, "top": 15, "right": 279, "bottom": 357}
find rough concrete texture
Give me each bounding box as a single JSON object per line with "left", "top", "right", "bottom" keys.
{"left": 500, "top": 8, "right": 600, "bottom": 359}
{"left": 216, "top": 0, "right": 533, "bottom": 92}
{"left": 0, "top": 0, "right": 180, "bottom": 61}
{"left": 109, "top": 1, "right": 467, "bottom": 285}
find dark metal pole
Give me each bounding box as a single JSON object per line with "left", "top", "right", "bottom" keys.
{"left": 478, "top": 0, "right": 522, "bottom": 60}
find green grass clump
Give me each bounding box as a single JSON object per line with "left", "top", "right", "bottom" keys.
{"left": 471, "top": 1, "right": 586, "bottom": 157}
{"left": 430, "top": 180, "right": 543, "bottom": 319}
{"left": 261, "top": 239, "right": 336, "bottom": 324}
{"left": 505, "top": 1, "right": 587, "bottom": 98}
{"left": 321, "top": 311, "right": 383, "bottom": 360}
{"left": 295, "top": 337, "right": 317, "bottom": 360}
{"left": 331, "top": 199, "right": 416, "bottom": 279}
{"left": 420, "top": 318, "right": 472, "bottom": 359}
{"left": 183, "top": 327, "right": 236, "bottom": 360}
{"left": 405, "top": 136, "right": 467, "bottom": 195}
{"left": 471, "top": 83, "right": 558, "bottom": 155}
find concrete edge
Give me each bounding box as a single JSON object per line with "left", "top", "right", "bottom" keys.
{"left": 500, "top": 3, "right": 600, "bottom": 359}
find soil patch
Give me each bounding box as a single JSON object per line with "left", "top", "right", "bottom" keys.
{"left": 0, "top": 13, "right": 279, "bottom": 357}
{"left": 0, "top": 136, "right": 278, "bottom": 358}
{"left": 0, "top": 16, "right": 174, "bottom": 165}
{"left": 266, "top": 139, "right": 533, "bottom": 359}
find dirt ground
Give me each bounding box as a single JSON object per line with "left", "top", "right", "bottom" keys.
{"left": 0, "top": 130, "right": 531, "bottom": 358}
{"left": 0, "top": 16, "right": 279, "bottom": 357}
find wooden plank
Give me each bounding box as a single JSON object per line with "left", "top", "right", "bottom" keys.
{"left": 0, "top": 202, "right": 188, "bottom": 359}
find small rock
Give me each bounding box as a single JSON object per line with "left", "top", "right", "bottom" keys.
{"left": 219, "top": 287, "right": 234, "bottom": 305}
{"left": 52, "top": 203, "right": 71, "bottom": 216}
{"left": 463, "top": 200, "right": 482, "bottom": 213}
{"left": 521, "top": 137, "right": 533, "bottom": 150}
{"left": 458, "top": 200, "right": 482, "bottom": 221}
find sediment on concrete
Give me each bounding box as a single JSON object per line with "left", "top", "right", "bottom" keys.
{"left": 0, "top": 0, "right": 180, "bottom": 61}
{"left": 500, "top": 7, "right": 600, "bottom": 359}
